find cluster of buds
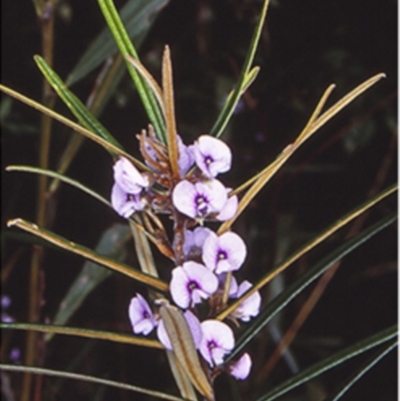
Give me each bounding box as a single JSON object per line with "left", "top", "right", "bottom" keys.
{"left": 111, "top": 128, "right": 261, "bottom": 381}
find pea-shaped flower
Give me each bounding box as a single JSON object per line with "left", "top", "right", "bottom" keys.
{"left": 128, "top": 293, "right": 158, "bottom": 335}
{"left": 199, "top": 320, "right": 235, "bottom": 367}
{"left": 172, "top": 179, "right": 227, "bottom": 220}
{"left": 231, "top": 280, "right": 261, "bottom": 322}
{"left": 170, "top": 261, "right": 219, "bottom": 309}
{"left": 202, "top": 231, "right": 247, "bottom": 274}
{"left": 111, "top": 157, "right": 149, "bottom": 218}
{"left": 183, "top": 227, "right": 213, "bottom": 259}
{"left": 192, "top": 135, "right": 232, "bottom": 178}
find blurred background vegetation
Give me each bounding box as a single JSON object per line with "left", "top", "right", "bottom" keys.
{"left": 1, "top": 0, "right": 397, "bottom": 400}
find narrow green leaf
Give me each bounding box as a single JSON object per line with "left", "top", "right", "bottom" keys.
{"left": 255, "top": 325, "right": 397, "bottom": 401}
{"left": 227, "top": 212, "right": 397, "bottom": 362}
{"left": 98, "top": 0, "right": 166, "bottom": 140}
{"left": 0, "top": 364, "right": 185, "bottom": 401}
{"left": 0, "top": 323, "right": 163, "bottom": 349}
{"left": 34, "top": 55, "right": 123, "bottom": 149}
{"left": 6, "top": 165, "right": 110, "bottom": 207}
{"left": 160, "top": 304, "right": 214, "bottom": 401}
{"left": 7, "top": 218, "right": 169, "bottom": 292}
{"left": 49, "top": 224, "right": 131, "bottom": 339}
{"left": 325, "top": 341, "right": 397, "bottom": 401}
{"left": 210, "top": 0, "right": 270, "bottom": 137}
{"left": 67, "top": 0, "right": 168, "bottom": 86}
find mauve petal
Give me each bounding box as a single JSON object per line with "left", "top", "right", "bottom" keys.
{"left": 233, "top": 281, "right": 261, "bottom": 321}
{"left": 216, "top": 194, "right": 238, "bottom": 221}
{"left": 218, "top": 273, "right": 238, "bottom": 296}
{"left": 184, "top": 310, "right": 203, "bottom": 349}
{"left": 193, "top": 135, "right": 232, "bottom": 178}
{"left": 177, "top": 136, "right": 194, "bottom": 177}
{"left": 183, "top": 227, "right": 212, "bottom": 258}
{"left": 114, "top": 157, "right": 148, "bottom": 194}
{"left": 170, "top": 266, "right": 191, "bottom": 309}
{"left": 172, "top": 180, "right": 198, "bottom": 218}
{"left": 202, "top": 231, "right": 219, "bottom": 271}
{"left": 229, "top": 353, "right": 252, "bottom": 380}
{"left": 183, "top": 261, "right": 219, "bottom": 296}
{"left": 202, "top": 180, "right": 228, "bottom": 213}
{"left": 156, "top": 320, "right": 173, "bottom": 350}
{"left": 215, "top": 232, "right": 246, "bottom": 273}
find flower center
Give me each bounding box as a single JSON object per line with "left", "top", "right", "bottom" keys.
{"left": 195, "top": 195, "right": 209, "bottom": 216}
{"left": 204, "top": 155, "right": 213, "bottom": 166}
{"left": 217, "top": 250, "right": 227, "bottom": 261}
{"left": 127, "top": 193, "right": 135, "bottom": 201}
{"left": 188, "top": 280, "right": 199, "bottom": 292}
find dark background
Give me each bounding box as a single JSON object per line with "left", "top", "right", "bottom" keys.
{"left": 1, "top": 0, "right": 397, "bottom": 400}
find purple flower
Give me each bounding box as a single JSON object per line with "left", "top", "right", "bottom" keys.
{"left": 157, "top": 309, "right": 203, "bottom": 350}
{"left": 218, "top": 273, "right": 238, "bottom": 296}
{"left": 183, "top": 227, "right": 213, "bottom": 259}
{"left": 191, "top": 135, "right": 232, "bottom": 178}
{"left": 172, "top": 179, "right": 227, "bottom": 220}
{"left": 202, "top": 231, "right": 247, "bottom": 274}
{"left": 128, "top": 294, "right": 158, "bottom": 335}
{"left": 111, "top": 157, "right": 149, "bottom": 218}
{"left": 231, "top": 280, "right": 261, "bottom": 322}
{"left": 169, "top": 261, "right": 219, "bottom": 309}
{"left": 199, "top": 320, "right": 235, "bottom": 367}
{"left": 229, "top": 353, "right": 252, "bottom": 380}
{"left": 111, "top": 183, "right": 146, "bottom": 218}
{"left": 177, "top": 136, "right": 194, "bottom": 177}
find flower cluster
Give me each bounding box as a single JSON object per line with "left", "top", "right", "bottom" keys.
{"left": 111, "top": 131, "right": 261, "bottom": 381}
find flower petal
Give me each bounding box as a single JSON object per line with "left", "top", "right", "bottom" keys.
{"left": 232, "top": 280, "right": 261, "bottom": 322}
{"left": 111, "top": 183, "right": 145, "bottom": 218}
{"left": 216, "top": 193, "right": 238, "bottom": 221}
{"left": 114, "top": 157, "right": 148, "bottom": 194}
{"left": 229, "top": 353, "right": 252, "bottom": 380}
{"left": 172, "top": 180, "right": 198, "bottom": 218}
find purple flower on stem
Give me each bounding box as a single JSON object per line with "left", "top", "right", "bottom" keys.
{"left": 199, "top": 320, "right": 235, "bottom": 367}
{"left": 229, "top": 353, "right": 252, "bottom": 380}
{"left": 177, "top": 136, "right": 194, "bottom": 177}
{"left": 170, "top": 261, "right": 219, "bottom": 309}
{"left": 172, "top": 179, "right": 227, "bottom": 220}
{"left": 157, "top": 309, "right": 203, "bottom": 350}
{"left": 128, "top": 293, "right": 158, "bottom": 335}
{"left": 202, "top": 231, "right": 247, "bottom": 274}
{"left": 111, "top": 157, "right": 149, "bottom": 218}
{"left": 231, "top": 280, "right": 261, "bottom": 322}
{"left": 192, "top": 135, "right": 232, "bottom": 178}
{"left": 183, "top": 227, "right": 213, "bottom": 259}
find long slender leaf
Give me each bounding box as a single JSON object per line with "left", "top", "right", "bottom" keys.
{"left": 35, "top": 55, "right": 123, "bottom": 149}
{"left": 325, "top": 341, "right": 397, "bottom": 401}
{"left": 227, "top": 212, "right": 397, "bottom": 361}
{"left": 160, "top": 304, "right": 214, "bottom": 401}
{"left": 67, "top": 0, "right": 168, "bottom": 86}
{"left": 0, "top": 84, "right": 148, "bottom": 170}
{"left": 217, "top": 184, "right": 397, "bottom": 321}
{"left": 6, "top": 218, "right": 169, "bottom": 292}
{"left": 0, "top": 323, "right": 162, "bottom": 349}
{"left": 255, "top": 325, "right": 397, "bottom": 401}
{"left": 50, "top": 224, "right": 131, "bottom": 339}
{"left": 6, "top": 165, "right": 110, "bottom": 206}
{"left": 0, "top": 364, "right": 185, "bottom": 401}
{"left": 210, "top": 0, "right": 270, "bottom": 137}
{"left": 98, "top": 0, "right": 166, "bottom": 140}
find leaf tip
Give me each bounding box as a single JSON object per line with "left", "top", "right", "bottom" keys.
{"left": 7, "top": 218, "right": 21, "bottom": 228}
